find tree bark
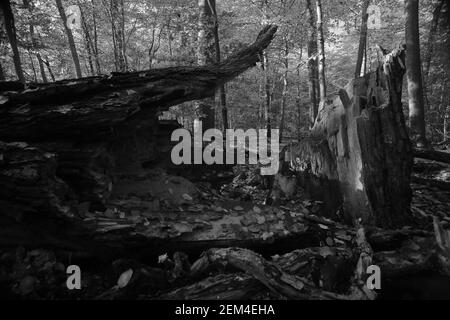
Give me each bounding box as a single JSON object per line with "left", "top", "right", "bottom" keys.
{"left": 355, "top": 0, "right": 371, "bottom": 78}
{"left": 405, "top": 0, "right": 428, "bottom": 148}
{"left": 0, "top": 0, "right": 25, "bottom": 83}
{"left": 306, "top": 0, "right": 319, "bottom": 128}
{"left": 315, "top": 0, "right": 326, "bottom": 105}
{"left": 279, "top": 38, "right": 289, "bottom": 142}
{"left": 78, "top": 3, "right": 95, "bottom": 76}
{"left": 91, "top": 0, "right": 101, "bottom": 74}
{"left": 55, "top": 0, "right": 82, "bottom": 78}
{"left": 263, "top": 51, "right": 272, "bottom": 133}
{"left": 194, "top": 0, "right": 217, "bottom": 132}
{"left": 109, "top": 0, "right": 126, "bottom": 72}
{"left": 211, "top": 2, "right": 228, "bottom": 131}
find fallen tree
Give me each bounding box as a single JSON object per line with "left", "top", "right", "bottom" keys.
{"left": 413, "top": 148, "right": 450, "bottom": 164}
{"left": 0, "top": 25, "right": 278, "bottom": 219}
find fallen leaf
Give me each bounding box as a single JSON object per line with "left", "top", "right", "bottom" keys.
{"left": 158, "top": 253, "right": 168, "bottom": 264}
{"left": 117, "top": 269, "right": 133, "bottom": 288}
{"left": 182, "top": 193, "right": 193, "bottom": 201}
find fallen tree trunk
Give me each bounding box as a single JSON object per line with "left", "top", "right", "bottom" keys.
{"left": 413, "top": 148, "right": 450, "bottom": 164}
{"left": 411, "top": 176, "right": 450, "bottom": 191}
{"left": 286, "top": 46, "right": 413, "bottom": 228}
{"left": 0, "top": 25, "right": 277, "bottom": 220}
{"left": 0, "top": 25, "right": 277, "bottom": 142}
{"left": 189, "top": 247, "right": 349, "bottom": 300}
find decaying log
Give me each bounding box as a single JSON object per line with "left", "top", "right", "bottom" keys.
{"left": 0, "top": 25, "right": 277, "bottom": 142}
{"left": 286, "top": 46, "right": 412, "bottom": 228}
{"left": 411, "top": 176, "right": 450, "bottom": 191}
{"left": 0, "top": 25, "right": 278, "bottom": 220}
{"left": 189, "top": 247, "right": 348, "bottom": 300}
{"left": 154, "top": 273, "right": 267, "bottom": 300}
{"left": 413, "top": 148, "right": 450, "bottom": 164}
{"left": 0, "top": 142, "right": 76, "bottom": 220}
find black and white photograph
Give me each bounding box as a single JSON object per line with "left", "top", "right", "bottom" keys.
{"left": 0, "top": 0, "right": 449, "bottom": 309}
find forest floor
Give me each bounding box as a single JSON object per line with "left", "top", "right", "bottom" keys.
{"left": 1, "top": 155, "right": 450, "bottom": 300}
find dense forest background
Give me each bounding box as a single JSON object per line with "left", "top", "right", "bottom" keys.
{"left": 0, "top": 0, "right": 449, "bottom": 144}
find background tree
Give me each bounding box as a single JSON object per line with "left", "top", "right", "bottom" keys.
{"left": 23, "top": 0, "right": 47, "bottom": 82}
{"left": 405, "top": 0, "right": 428, "bottom": 148}
{"left": 1, "top": 0, "right": 25, "bottom": 82}
{"left": 355, "top": 0, "right": 371, "bottom": 78}
{"left": 315, "top": 0, "right": 326, "bottom": 105}
{"left": 55, "top": 0, "right": 82, "bottom": 78}
{"left": 306, "top": 0, "right": 319, "bottom": 127}
{"left": 194, "top": 0, "right": 217, "bottom": 132}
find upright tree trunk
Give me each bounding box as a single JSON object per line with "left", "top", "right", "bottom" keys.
{"left": 109, "top": 0, "right": 126, "bottom": 72}
{"left": 211, "top": 0, "right": 228, "bottom": 131}
{"left": 0, "top": 0, "right": 25, "bottom": 83}
{"left": 55, "top": 0, "right": 82, "bottom": 78}
{"left": 423, "top": 0, "right": 443, "bottom": 82}
{"left": 194, "top": 0, "right": 216, "bottom": 132}
{"left": 296, "top": 67, "right": 302, "bottom": 139}
{"left": 91, "top": 0, "right": 101, "bottom": 74}
{"left": 263, "top": 51, "right": 272, "bottom": 133}
{"left": 42, "top": 58, "right": 56, "bottom": 82}
{"left": 78, "top": 4, "right": 95, "bottom": 76}
{"left": 0, "top": 60, "right": 4, "bottom": 80}
{"left": 355, "top": 0, "right": 371, "bottom": 78}
{"left": 315, "top": 0, "right": 327, "bottom": 105}
{"left": 306, "top": 0, "right": 319, "bottom": 128}
{"left": 28, "top": 50, "right": 37, "bottom": 82}
{"left": 405, "top": 0, "right": 428, "bottom": 148}
{"left": 0, "top": 15, "right": 5, "bottom": 81}
{"left": 279, "top": 39, "right": 289, "bottom": 143}
{"left": 24, "top": 0, "right": 47, "bottom": 83}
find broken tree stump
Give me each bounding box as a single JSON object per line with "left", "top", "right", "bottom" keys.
{"left": 287, "top": 46, "right": 413, "bottom": 228}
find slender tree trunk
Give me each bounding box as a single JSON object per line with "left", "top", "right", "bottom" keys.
{"left": 194, "top": 0, "right": 216, "bottom": 132}
{"left": 355, "top": 0, "right": 371, "bottom": 78}
{"left": 423, "top": 0, "right": 443, "bottom": 82}
{"left": 405, "top": 0, "right": 428, "bottom": 148}
{"left": 0, "top": 13, "right": 6, "bottom": 80}
{"left": 306, "top": 0, "right": 319, "bottom": 128}
{"left": 120, "top": 0, "right": 128, "bottom": 70}
{"left": 279, "top": 39, "right": 289, "bottom": 143}
{"left": 24, "top": 0, "right": 47, "bottom": 83}
{"left": 258, "top": 82, "right": 264, "bottom": 129}
{"left": 0, "top": 0, "right": 25, "bottom": 82}
{"left": 296, "top": 70, "right": 302, "bottom": 139}
{"left": 211, "top": 1, "right": 228, "bottom": 131}
{"left": 263, "top": 51, "right": 271, "bottom": 133}
{"left": 42, "top": 58, "right": 56, "bottom": 82}
{"left": 55, "top": 0, "right": 82, "bottom": 78}
{"left": 28, "top": 50, "right": 37, "bottom": 82}
{"left": 316, "top": 0, "right": 327, "bottom": 105}
{"left": 109, "top": 0, "right": 126, "bottom": 72}
{"left": 78, "top": 4, "right": 95, "bottom": 76}
{"left": 92, "top": 5, "right": 101, "bottom": 74}
{"left": 0, "top": 60, "right": 4, "bottom": 80}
